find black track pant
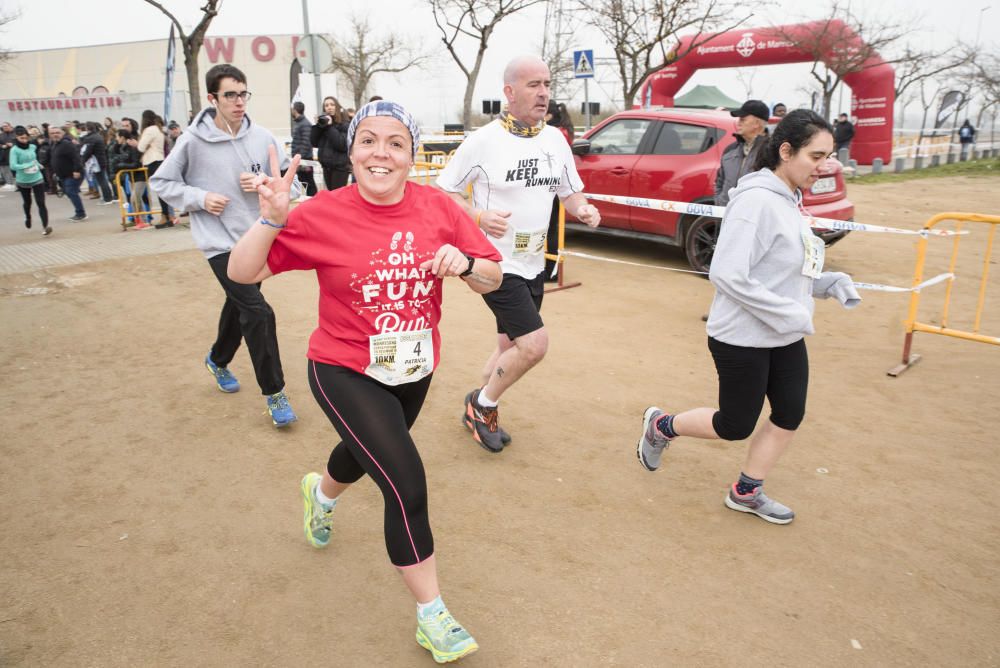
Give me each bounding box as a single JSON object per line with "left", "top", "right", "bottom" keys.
{"left": 18, "top": 183, "right": 48, "bottom": 226}
{"left": 708, "top": 336, "right": 808, "bottom": 441}
{"left": 308, "top": 361, "right": 434, "bottom": 567}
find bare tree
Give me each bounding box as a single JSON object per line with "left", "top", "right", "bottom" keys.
{"left": 775, "top": 2, "right": 912, "bottom": 122}
{"left": 328, "top": 16, "right": 430, "bottom": 109}
{"left": 428, "top": 0, "right": 546, "bottom": 128}
{"left": 0, "top": 10, "right": 20, "bottom": 67}
{"left": 142, "top": 0, "right": 223, "bottom": 115}
{"left": 734, "top": 67, "right": 759, "bottom": 100}
{"left": 578, "top": 0, "right": 750, "bottom": 110}
{"left": 542, "top": 0, "right": 583, "bottom": 101}
{"left": 893, "top": 45, "right": 971, "bottom": 128}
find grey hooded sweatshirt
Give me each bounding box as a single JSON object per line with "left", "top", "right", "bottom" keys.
{"left": 707, "top": 168, "right": 860, "bottom": 348}
{"left": 151, "top": 107, "right": 299, "bottom": 259}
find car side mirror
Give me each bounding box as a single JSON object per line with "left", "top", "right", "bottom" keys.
{"left": 571, "top": 139, "right": 591, "bottom": 156}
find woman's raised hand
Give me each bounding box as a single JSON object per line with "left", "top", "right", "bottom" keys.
{"left": 255, "top": 145, "right": 301, "bottom": 227}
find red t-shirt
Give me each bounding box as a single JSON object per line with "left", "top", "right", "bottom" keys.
{"left": 267, "top": 181, "right": 501, "bottom": 380}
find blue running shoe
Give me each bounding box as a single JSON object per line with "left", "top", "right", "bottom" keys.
{"left": 267, "top": 390, "right": 297, "bottom": 428}
{"left": 415, "top": 598, "right": 478, "bottom": 664}
{"left": 300, "top": 472, "right": 336, "bottom": 548}
{"left": 205, "top": 353, "right": 240, "bottom": 393}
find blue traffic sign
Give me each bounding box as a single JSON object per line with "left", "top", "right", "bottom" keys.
{"left": 573, "top": 50, "right": 595, "bottom": 79}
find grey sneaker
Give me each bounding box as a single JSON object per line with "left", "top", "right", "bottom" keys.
{"left": 461, "top": 391, "right": 511, "bottom": 445}
{"left": 724, "top": 486, "right": 795, "bottom": 524}
{"left": 636, "top": 406, "right": 671, "bottom": 472}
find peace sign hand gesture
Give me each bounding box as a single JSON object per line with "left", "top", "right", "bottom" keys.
{"left": 255, "top": 145, "right": 301, "bottom": 228}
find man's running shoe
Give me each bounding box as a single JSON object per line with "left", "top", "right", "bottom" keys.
{"left": 415, "top": 599, "right": 478, "bottom": 664}
{"left": 300, "top": 472, "right": 336, "bottom": 548}
{"left": 463, "top": 389, "right": 504, "bottom": 453}
{"left": 461, "top": 391, "right": 510, "bottom": 445}
{"left": 724, "top": 485, "right": 795, "bottom": 524}
{"left": 42, "top": 225, "right": 52, "bottom": 236}
{"left": 204, "top": 353, "right": 240, "bottom": 393}
{"left": 68, "top": 214, "right": 88, "bottom": 222}
{"left": 267, "top": 390, "right": 297, "bottom": 428}
{"left": 636, "top": 406, "right": 671, "bottom": 472}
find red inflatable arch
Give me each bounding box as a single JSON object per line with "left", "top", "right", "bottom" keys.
{"left": 640, "top": 21, "right": 894, "bottom": 164}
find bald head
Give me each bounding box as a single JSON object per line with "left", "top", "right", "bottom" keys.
{"left": 502, "top": 55, "right": 551, "bottom": 126}
{"left": 503, "top": 55, "right": 548, "bottom": 86}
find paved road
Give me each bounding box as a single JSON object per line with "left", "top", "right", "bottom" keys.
{"left": 0, "top": 186, "right": 195, "bottom": 275}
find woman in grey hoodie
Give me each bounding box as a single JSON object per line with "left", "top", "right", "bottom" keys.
{"left": 635, "top": 110, "right": 860, "bottom": 524}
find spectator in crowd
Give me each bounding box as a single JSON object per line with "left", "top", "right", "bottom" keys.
{"left": 38, "top": 124, "right": 59, "bottom": 195}
{"left": 289, "top": 101, "right": 317, "bottom": 196}
{"left": 10, "top": 125, "right": 51, "bottom": 235}
{"left": 49, "top": 125, "right": 87, "bottom": 221}
{"left": 368, "top": 95, "right": 383, "bottom": 102}
{"left": 715, "top": 99, "right": 770, "bottom": 207}
{"left": 772, "top": 102, "right": 787, "bottom": 118}
{"left": 0, "top": 121, "right": 16, "bottom": 190}
{"left": 121, "top": 117, "right": 139, "bottom": 135}
{"left": 136, "top": 109, "right": 172, "bottom": 228}
{"left": 81, "top": 121, "right": 114, "bottom": 204}
{"left": 959, "top": 119, "right": 976, "bottom": 161}
{"left": 109, "top": 129, "right": 141, "bottom": 203}
{"left": 833, "top": 112, "right": 854, "bottom": 153}
{"left": 310, "top": 96, "right": 350, "bottom": 190}
{"left": 166, "top": 121, "right": 182, "bottom": 154}
{"left": 103, "top": 116, "right": 116, "bottom": 145}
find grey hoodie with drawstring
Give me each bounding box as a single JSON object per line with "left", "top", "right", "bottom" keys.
{"left": 151, "top": 107, "right": 299, "bottom": 259}
{"left": 706, "top": 168, "right": 860, "bottom": 348}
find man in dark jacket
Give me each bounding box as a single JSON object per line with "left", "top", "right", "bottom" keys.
{"left": 108, "top": 129, "right": 141, "bottom": 200}
{"left": 290, "top": 102, "right": 317, "bottom": 196}
{"left": 80, "top": 122, "right": 114, "bottom": 204}
{"left": 0, "top": 121, "right": 16, "bottom": 189}
{"left": 49, "top": 126, "right": 87, "bottom": 220}
{"left": 834, "top": 113, "right": 854, "bottom": 153}
{"left": 714, "top": 99, "right": 770, "bottom": 207}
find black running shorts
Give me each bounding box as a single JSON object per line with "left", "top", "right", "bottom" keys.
{"left": 482, "top": 271, "right": 545, "bottom": 339}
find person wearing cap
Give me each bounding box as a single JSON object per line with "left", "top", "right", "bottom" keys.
{"left": 715, "top": 99, "right": 770, "bottom": 207}
{"left": 228, "top": 100, "right": 502, "bottom": 663}
{"left": 772, "top": 102, "right": 787, "bottom": 118}
{"left": 436, "top": 54, "right": 601, "bottom": 454}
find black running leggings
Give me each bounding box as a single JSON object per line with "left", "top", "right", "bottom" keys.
{"left": 18, "top": 183, "right": 48, "bottom": 226}
{"left": 308, "top": 360, "right": 434, "bottom": 567}
{"left": 708, "top": 336, "right": 808, "bottom": 441}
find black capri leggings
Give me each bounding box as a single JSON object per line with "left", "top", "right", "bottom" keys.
{"left": 308, "top": 360, "right": 434, "bottom": 567}
{"left": 708, "top": 336, "right": 808, "bottom": 441}
{"left": 18, "top": 183, "right": 48, "bottom": 226}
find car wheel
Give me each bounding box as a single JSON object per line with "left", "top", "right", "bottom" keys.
{"left": 684, "top": 215, "right": 719, "bottom": 275}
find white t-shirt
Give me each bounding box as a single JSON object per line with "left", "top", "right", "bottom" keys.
{"left": 437, "top": 120, "right": 584, "bottom": 279}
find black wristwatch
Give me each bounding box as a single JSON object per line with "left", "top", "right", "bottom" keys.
{"left": 459, "top": 254, "right": 475, "bottom": 277}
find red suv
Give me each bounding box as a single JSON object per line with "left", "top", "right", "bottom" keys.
{"left": 569, "top": 108, "right": 854, "bottom": 272}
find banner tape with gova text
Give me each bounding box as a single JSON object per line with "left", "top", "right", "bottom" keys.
{"left": 583, "top": 193, "right": 964, "bottom": 237}
{"left": 557, "top": 250, "right": 954, "bottom": 293}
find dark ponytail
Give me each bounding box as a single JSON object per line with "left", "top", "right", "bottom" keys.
{"left": 754, "top": 109, "right": 834, "bottom": 171}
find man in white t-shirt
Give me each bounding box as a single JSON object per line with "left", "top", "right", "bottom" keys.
{"left": 437, "top": 55, "right": 601, "bottom": 454}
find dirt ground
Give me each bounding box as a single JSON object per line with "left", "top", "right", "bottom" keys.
{"left": 1, "top": 176, "right": 998, "bottom": 667}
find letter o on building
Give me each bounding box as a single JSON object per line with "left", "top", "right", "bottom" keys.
{"left": 251, "top": 36, "right": 275, "bottom": 62}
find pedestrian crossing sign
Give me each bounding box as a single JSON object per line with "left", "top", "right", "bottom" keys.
{"left": 573, "top": 50, "right": 594, "bottom": 79}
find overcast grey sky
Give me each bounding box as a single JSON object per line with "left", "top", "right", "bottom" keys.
{"left": 2, "top": 0, "right": 997, "bottom": 127}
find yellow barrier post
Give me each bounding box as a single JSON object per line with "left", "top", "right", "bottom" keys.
{"left": 543, "top": 202, "right": 582, "bottom": 294}
{"left": 888, "top": 212, "right": 1000, "bottom": 376}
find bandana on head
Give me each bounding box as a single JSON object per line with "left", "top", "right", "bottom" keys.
{"left": 346, "top": 101, "right": 420, "bottom": 159}
{"left": 498, "top": 110, "right": 544, "bottom": 138}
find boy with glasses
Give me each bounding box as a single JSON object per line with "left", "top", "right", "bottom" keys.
{"left": 151, "top": 64, "right": 302, "bottom": 428}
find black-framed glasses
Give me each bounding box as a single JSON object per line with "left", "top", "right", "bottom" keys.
{"left": 218, "top": 91, "right": 252, "bottom": 102}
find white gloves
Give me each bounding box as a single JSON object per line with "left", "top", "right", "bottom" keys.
{"left": 814, "top": 271, "right": 861, "bottom": 309}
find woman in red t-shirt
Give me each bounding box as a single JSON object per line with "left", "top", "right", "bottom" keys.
{"left": 229, "top": 101, "right": 501, "bottom": 663}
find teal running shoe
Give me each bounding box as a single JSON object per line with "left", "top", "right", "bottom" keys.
{"left": 415, "top": 598, "right": 478, "bottom": 663}
{"left": 205, "top": 353, "right": 240, "bottom": 393}
{"left": 267, "top": 390, "right": 297, "bottom": 428}
{"left": 300, "top": 472, "right": 336, "bottom": 548}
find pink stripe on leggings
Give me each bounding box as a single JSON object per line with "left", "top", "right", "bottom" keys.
{"left": 310, "top": 360, "right": 421, "bottom": 564}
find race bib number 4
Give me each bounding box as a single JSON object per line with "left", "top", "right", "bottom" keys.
{"left": 512, "top": 229, "right": 547, "bottom": 258}
{"left": 365, "top": 329, "right": 434, "bottom": 386}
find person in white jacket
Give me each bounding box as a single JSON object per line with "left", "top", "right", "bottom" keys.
{"left": 634, "top": 109, "right": 860, "bottom": 525}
